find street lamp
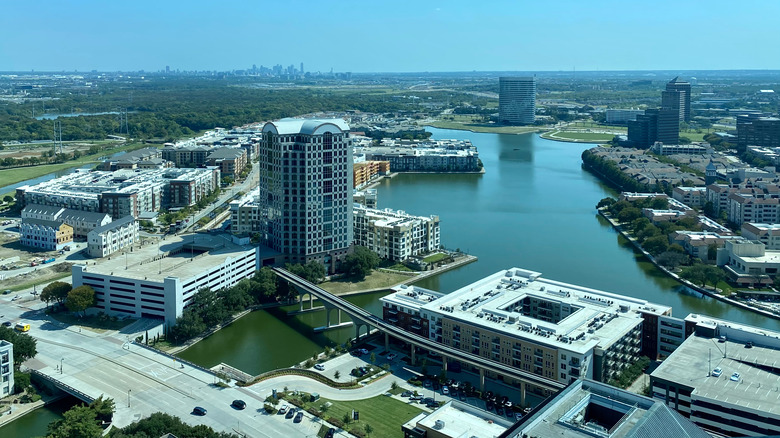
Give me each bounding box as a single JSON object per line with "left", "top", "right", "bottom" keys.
{"left": 60, "top": 358, "right": 64, "bottom": 374}
{"left": 127, "top": 389, "right": 131, "bottom": 407}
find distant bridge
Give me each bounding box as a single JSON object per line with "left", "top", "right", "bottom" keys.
{"left": 273, "top": 268, "right": 566, "bottom": 402}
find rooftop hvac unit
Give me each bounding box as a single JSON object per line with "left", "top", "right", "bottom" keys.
{"left": 434, "top": 420, "right": 445, "bottom": 429}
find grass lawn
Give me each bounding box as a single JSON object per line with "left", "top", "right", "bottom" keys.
{"left": 552, "top": 131, "right": 615, "bottom": 141}
{"left": 422, "top": 253, "right": 449, "bottom": 263}
{"left": 427, "top": 115, "right": 541, "bottom": 135}
{"left": 320, "top": 270, "right": 416, "bottom": 294}
{"left": 49, "top": 311, "right": 133, "bottom": 333}
{"left": 297, "top": 394, "right": 424, "bottom": 438}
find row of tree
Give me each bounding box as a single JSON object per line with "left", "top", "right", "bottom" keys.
{"left": 582, "top": 149, "right": 664, "bottom": 194}
{"left": 41, "top": 282, "right": 96, "bottom": 316}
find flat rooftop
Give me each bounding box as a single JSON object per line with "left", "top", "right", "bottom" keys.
{"left": 80, "top": 233, "right": 259, "bottom": 283}
{"left": 651, "top": 335, "right": 780, "bottom": 416}
{"left": 421, "top": 268, "right": 671, "bottom": 353}
{"left": 405, "top": 400, "right": 511, "bottom": 438}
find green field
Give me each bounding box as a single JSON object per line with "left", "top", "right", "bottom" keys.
{"left": 545, "top": 131, "right": 615, "bottom": 142}
{"left": 422, "top": 253, "right": 449, "bottom": 263}
{"left": 296, "top": 394, "right": 424, "bottom": 438}
{"left": 320, "top": 270, "right": 416, "bottom": 294}
{"left": 428, "top": 115, "right": 541, "bottom": 135}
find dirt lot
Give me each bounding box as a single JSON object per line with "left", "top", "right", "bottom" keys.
{"left": 0, "top": 231, "right": 62, "bottom": 269}
{"left": 4, "top": 262, "right": 72, "bottom": 291}
{"left": 0, "top": 141, "right": 105, "bottom": 161}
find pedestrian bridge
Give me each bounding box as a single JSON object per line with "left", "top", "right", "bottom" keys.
{"left": 273, "top": 268, "right": 566, "bottom": 401}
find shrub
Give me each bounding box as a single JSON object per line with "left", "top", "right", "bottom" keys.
{"left": 327, "top": 417, "right": 344, "bottom": 429}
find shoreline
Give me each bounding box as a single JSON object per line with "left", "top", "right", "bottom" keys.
{"left": 599, "top": 209, "right": 780, "bottom": 321}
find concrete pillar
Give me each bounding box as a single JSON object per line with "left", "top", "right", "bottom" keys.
{"left": 325, "top": 308, "right": 331, "bottom": 327}
{"left": 411, "top": 344, "right": 416, "bottom": 364}
{"left": 338, "top": 309, "right": 341, "bottom": 324}
{"left": 520, "top": 382, "right": 526, "bottom": 407}
{"left": 299, "top": 292, "right": 303, "bottom": 312}
{"left": 479, "top": 368, "right": 486, "bottom": 392}
{"left": 355, "top": 325, "right": 360, "bottom": 342}
{"left": 309, "top": 294, "right": 313, "bottom": 309}
{"left": 384, "top": 332, "right": 389, "bottom": 352}
{"left": 443, "top": 356, "right": 448, "bottom": 372}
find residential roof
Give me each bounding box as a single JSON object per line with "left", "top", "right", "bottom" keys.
{"left": 22, "top": 218, "right": 69, "bottom": 229}
{"left": 89, "top": 215, "right": 136, "bottom": 235}
{"left": 263, "top": 118, "right": 349, "bottom": 135}
{"left": 207, "top": 147, "right": 245, "bottom": 160}
{"left": 58, "top": 209, "right": 111, "bottom": 224}
{"left": 22, "top": 204, "right": 65, "bottom": 217}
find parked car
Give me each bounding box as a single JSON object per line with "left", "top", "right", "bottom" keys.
{"left": 314, "top": 363, "right": 325, "bottom": 371}
{"left": 387, "top": 353, "right": 397, "bottom": 360}
{"left": 745, "top": 341, "right": 753, "bottom": 349}
{"left": 496, "top": 407, "right": 504, "bottom": 416}
{"left": 325, "top": 428, "right": 336, "bottom": 438}
{"left": 410, "top": 394, "right": 423, "bottom": 401}
{"left": 294, "top": 411, "right": 303, "bottom": 423}
{"left": 711, "top": 367, "right": 723, "bottom": 377}
{"left": 279, "top": 404, "right": 288, "bottom": 414}
{"left": 2, "top": 322, "right": 11, "bottom": 327}
{"left": 286, "top": 408, "right": 296, "bottom": 419}
{"left": 192, "top": 406, "right": 207, "bottom": 416}
{"left": 486, "top": 401, "right": 494, "bottom": 411}
{"left": 442, "top": 386, "right": 449, "bottom": 395}
{"left": 231, "top": 399, "right": 246, "bottom": 410}
{"left": 423, "top": 380, "right": 432, "bottom": 388}
{"left": 730, "top": 372, "right": 741, "bottom": 382}
{"left": 401, "top": 391, "right": 412, "bottom": 397}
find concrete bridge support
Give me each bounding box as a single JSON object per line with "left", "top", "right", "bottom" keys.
{"left": 479, "top": 368, "right": 486, "bottom": 392}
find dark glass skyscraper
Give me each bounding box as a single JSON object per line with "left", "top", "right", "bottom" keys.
{"left": 499, "top": 77, "right": 536, "bottom": 125}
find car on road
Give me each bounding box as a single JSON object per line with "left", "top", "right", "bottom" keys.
{"left": 386, "top": 353, "right": 397, "bottom": 360}
{"left": 711, "top": 367, "right": 723, "bottom": 377}
{"left": 286, "top": 408, "right": 296, "bottom": 419}
{"left": 279, "top": 404, "right": 288, "bottom": 414}
{"left": 325, "top": 428, "right": 336, "bottom": 438}
{"left": 401, "top": 391, "right": 412, "bottom": 397}
{"left": 231, "top": 399, "right": 246, "bottom": 410}
{"left": 423, "top": 380, "right": 432, "bottom": 388}
{"left": 192, "top": 406, "right": 207, "bottom": 416}
{"left": 294, "top": 411, "right": 303, "bottom": 423}
{"left": 314, "top": 363, "right": 325, "bottom": 371}
{"left": 730, "top": 372, "right": 740, "bottom": 382}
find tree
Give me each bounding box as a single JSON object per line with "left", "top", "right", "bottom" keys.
{"left": 13, "top": 371, "right": 32, "bottom": 394}
{"left": 597, "top": 197, "right": 615, "bottom": 209}
{"left": 369, "top": 352, "right": 376, "bottom": 364}
{"left": 65, "top": 286, "right": 96, "bottom": 317}
{"left": 334, "top": 370, "right": 341, "bottom": 379}
{"left": 708, "top": 244, "right": 719, "bottom": 261}
{"left": 168, "top": 309, "right": 206, "bottom": 344}
{"left": 0, "top": 326, "right": 37, "bottom": 365}
{"left": 643, "top": 235, "right": 669, "bottom": 256}
{"left": 343, "top": 412, "right": 352, "bottom": 424}
{"left": 341, "top": 246, "right": 380, "bottom": 280}
{"left": 90, "top": 395, "right": 116, "bottom": 423}
{"left": 617, "top": 207, "right": 642, "bottom": 223}
{"left": 41, "top": 281, "right": 72, "bottom": 307}
{"left": 650, "top": 197, "right": 669, "bottom": 210}
{"left": 656, "top": 251, "right": 688, "bottom": 269}
{"left": 680, "top": 265, "right": 708, "bottom": 287}
{"left": 47, "top": 405, "right": 102, "bottom": 438}
{"left": 2, "top": 195, "right": 12, "bottom": 203}
{"left": 365, "top": 424, "right": 374, "bottom": 436}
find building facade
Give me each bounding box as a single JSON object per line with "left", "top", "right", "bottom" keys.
{"left": 20, "top": 219, "right": 73, "bottom": 251}
{"left": 741, "top": 222, "right": 780, "bottom": 249}
{"left": 0, "top": 341, "right": 13, "bottom": 398}
{"left": 381, "top": 268, "right": 677, "bottom": 399}
{"left": 736, "top": 114, "right": 780, "bottom": 152}
{"left": 605, "top": 109, "right": 644, "bottom": 124}
{"left": 662, "top": 77, "right": 692, "bottom": 122}
{"left": 353, "top": 206, "right": 440, "bottom": 261}
{"left": 87, "top": 216, "right": 140, "bottom": 258}
{"left": 259, "top": 118, "right": 354, "bottom": 272}
{"left": 499, "top": 77, "right": 536, "bottom": 125}
{"left": 353, "top": 161, "right": 389, "bottom": 188}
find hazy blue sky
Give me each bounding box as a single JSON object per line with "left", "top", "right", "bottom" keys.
{"left": 2, "top": 0, "right": 779, "bottom": 72}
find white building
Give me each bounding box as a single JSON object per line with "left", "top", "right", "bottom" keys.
{"left": 606, "top": 108, "right": 645, "bottom": 124}
{"left": 353, "top": 206, "right": 440, "bottom": 261}
{"left": 72, "top": 233, "right": 270, "bottom": 324}
{"left": 259, "top": 118, "right": 353, "bottom": 273}
{"left": 87, "top": 216, "right": 140, "bottom": 258}
{"left": 651, "top": 142, "right": 712, "bottom": 155}
{"left": 499, "top": 77, "right": 536, "bottom": 125}
{"left": 229, "top": 193, "right": 263, "bottom": 235}
{"left": 650, "top": 314, "right": 780, "bottom": 437}
{"left": 741, "top": 222, "right": 780, "bottom": 250}
{"left": 20, "top": 219, "right": 73, "bottom": 251}
{"left": 673, "top": 187, "right": 706, "bottom": 208}
{"left": 0, "top": 340, "right": 13, "bottom": 398}
{"left": 722, "top": 239, "right": 780, "bottom": 286}
{"left": 22, "top": 204, "right": 112, "bottom": 239}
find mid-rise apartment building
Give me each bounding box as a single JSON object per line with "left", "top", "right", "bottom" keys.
{"left": 87, "top": 216, "right": 140, "bottom": 258}
{"left": 206, "top": 148, "right": 247, "bottom": 178}
{"left": 650, "top": 314, "right": 780, "bottom": 437}
{"left": 20, "top": 219, "right": 73, "bottom": 251}
{"left": 741, "top": 222, "right": 780, "bottom": 249}
{"left": 382, "top": 268, "right": 678, "bottom": 399}
{"left": 258, "top": 118, "right": 353, "bottom": 272}
{"left": 673, "top": 187, "right": 706, "bottom": 208}
{"left": 0, "top": 341, "right": 13, "bottom": 398}
{"left": 353, "top": 161, "right": 389, "bottom": 188}
{"left": 229, "top": 192, "right": 264, "bottom": 235}
{"left": 353, "top": 206, "right": 440, "bottom": 261}
{"left": 22, "top": 204, "right": 112, "bottom": 239}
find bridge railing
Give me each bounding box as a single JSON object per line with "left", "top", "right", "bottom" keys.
{"left": 131, "top": 341, "right": 220, "bottom": 378}
{"left": 30, "top": 369, "right": 95, "bottom": 403}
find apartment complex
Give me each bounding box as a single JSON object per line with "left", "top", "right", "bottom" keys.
{"left": 16, "top": 167, "right": 220, "bottom": 219}
{"left": 0, "top": 341, "right": 13, "bottom": 398}
{"left": 382, "top": 268, "right": 678, "bottom": 398}
{"left": 721, "top": 239, "right": 778, "bottom": 287}
{"left": 20, "top": 219, "right": 73, "bottom": 251}
{"left": 741, "top": 222, "right": 780, "bottom": 249}
{"left": 205, "top": 147, "right": 247, "bottom": 177}
{"left": 22, "top": 204, "right": 111, "bottom": 239}
{"left": 72, "top": 233, "right": 270, "bottom": 324}
{"left": 87, "top": 216, "right": 140, "bottom": 258}
{"left": 499, "top": 77, "right": 536, "bottom": 125}
{"left": 258, "top": 118, "right": 353, "bottom": 272}
{"left": 356, "top": 139, "right": 480, "bottom": 172}
{"left": 229, "top": 193, "right": 264, "bottom": 235}
{"left": 509, "top": 379, "right": 709, "bottom": 438}
{"left": 352, "top": 160, "right": 389, "bottom": 188}
{"left": 672, "top": 187, "right": 706, "bottom": 208}
{"left": 353, "top": 206, "right": 440, "bottom": 261}
{"left": 650, "top": 314, "right": 780, "bottom": 437}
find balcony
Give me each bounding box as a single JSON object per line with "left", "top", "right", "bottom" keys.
{"left": 569, "top": 360, "right": 581, "bottom": 368}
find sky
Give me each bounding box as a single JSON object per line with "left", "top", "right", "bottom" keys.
{"left": 1, "top": 0, "right": 779, "bottom": 73}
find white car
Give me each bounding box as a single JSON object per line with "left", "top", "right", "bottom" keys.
{"left": 279, "top": 404, "right": 288, "bottom": 414}
{"left": 314, "top": 363, "right": 325, "bottom": 371}
{"left": 730, "top": 372, "right": 740, "bottom": 382}
{"left": 442, "top": 386, "right": 449, "bottom": 395}
{"left": 711, "top": 367, "right": 722, "bottom": 377}
{"left": 386, "top": 353, "right": 397, "bottom": 360}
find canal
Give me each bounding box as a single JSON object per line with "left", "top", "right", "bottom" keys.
{"left": 0, "top": 397, "right": 82, "bottom": 438}
{"left": 177, "top": 127, "right": 780, "bottom": 376}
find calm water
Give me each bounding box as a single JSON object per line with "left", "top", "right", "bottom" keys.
{"left": 0, "top": 397, "right": 81, "bottom": 438}
{"left": 177, "top": 127, "right": 780, "bottom": 375}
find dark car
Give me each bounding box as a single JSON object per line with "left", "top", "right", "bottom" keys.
{"left": 401, "top": 391, "right": 412, "bottom": 397}
{"left": 496, "top": 407, "right": 504, "bottom": 416}
{"left": 193, "top": 406, "right": 207, "bottom": 416}
{"left": 294, "top": 411, "right": 303, "bottom": 423}
{"left": 286, "top": 408, "right": 296, "bottom": 419}
{"left": 325, "top": 428, "right": 336, "bottom": 438}
{"left": 2, "top": 321, "right": 11, "bottom": 327}
{"left": 486, "top": 401, "right": 494, "bottom": 411}
{"left": 231, "top": 399, "right": 246, "bottom": 410}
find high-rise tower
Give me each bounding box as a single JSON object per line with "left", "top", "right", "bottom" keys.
{"left": 662, "top": 77, "right": 691, "bottom": 122}
{"left": 499, "top": 77, "right": 536, "bottom": 125}
{"left": 259, "top": 118, "right": 353, "bottom": 273}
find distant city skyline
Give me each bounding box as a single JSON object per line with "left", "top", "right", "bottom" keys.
{"left": 1, "top": 0, "right": 779, "bottom": 73}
